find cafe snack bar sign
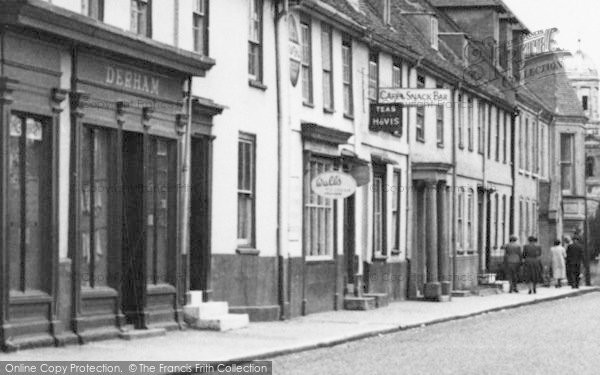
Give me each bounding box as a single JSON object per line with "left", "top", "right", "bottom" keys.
{"left": 311, "top": 171, "right": 357, "bottom": 199}
{"left": 378, "top": 88, "right": 451, "bottom": 106}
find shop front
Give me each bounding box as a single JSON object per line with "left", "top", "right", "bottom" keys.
{"left": 0, "top": 2, "right": 215, "bottom": 350}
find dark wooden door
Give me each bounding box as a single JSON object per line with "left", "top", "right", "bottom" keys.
{"left": 190, "top": 136, "right": 210, "bottom": 292}
{"left": 121, "top": 132, "right": 146, "bottom": 328}
{"left": 343, "top": 195, "right": 355, "bottom": 286}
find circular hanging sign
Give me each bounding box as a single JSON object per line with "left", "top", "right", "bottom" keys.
{"left": 311, "top": 171, "right": 357, "bottom": 199}
{"left": 288, "top": 15, "right": 302, "bottom": 87}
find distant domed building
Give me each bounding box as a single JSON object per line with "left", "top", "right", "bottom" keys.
{"left": 564, "top": 42, "right": 600, "bottom": 226}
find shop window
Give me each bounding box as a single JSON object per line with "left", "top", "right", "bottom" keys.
{"left": 130, "top": 0, "right": 151, "bottom": 37}
{"left": 587, "top": 156, "right": 595, "bottom": 177}
{"left": 146, "top": 137, "right": 176, "bottom": 285}
{"left": 248, "top": 0, "right": 263, "bottom": 82}
{"left": 436, "top": 82, "right": 443, "bottom": 146}
{"left": 304, "top": 157, "right": 334, "bottom": 258}
{"left": 501, "top": 195, "right": 507, "bottom": 247}
{"left": 237, "top": 133, "right": 256, "bottom": 248}
{"left": 8, "top": 113, "right": 52, "bottom": 292}
{"left": 373, "top": 165, "right": 387, "bottom": 256}
{"left": 494, "top": 194, "right": 499, "bottom": 250}
{"left": 301, "top": 17, "right": 313, "bottom": 104}
{"left": 342, "top": 36, "right": 353, "bottom": 116}
{"left": 82, "top": 0, "right": 104, "bottom": 21}
{"left": 80, "top": 126, "right": 114, "bottom": 288}
{"left": 321, "top": 23, "right": 334, "bottom": 111}
{"left": 391, "top": 170, "right": 402, "bottom": 255}
{"left": 467, "top": 189, "right": 474, "bottom": 251}
{"left": 560, "top": 133, "right": 575, "bottom": 194}
{"left": 457, "top": 188, "right": 464, "bottom": 253}
{"left": 368, "top": 51, "right": 379, "bottom": 103}
{"left": 193, "top": 0, "right": 209, "bottom": 55}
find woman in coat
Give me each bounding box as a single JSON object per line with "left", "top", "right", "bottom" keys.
{"left": 550, "top": 239, "right": 566, "bottom": 287}
{"left": 522, "top": 236, "right": 543, "bottom": 294}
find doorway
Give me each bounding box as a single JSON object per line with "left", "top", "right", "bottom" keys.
{"left": 189, "top": 136, "right": 211, "bottom": 295}
{"left": 343, "top": 195, "right": 356, "bottom": 292}
{"left": 121, "top": 131, "right": 146, "bottom": 328}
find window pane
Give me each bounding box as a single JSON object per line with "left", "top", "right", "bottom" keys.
{"left": 80, "top": 127, "right": 92, "bottom": 288}
{"left": 8, "top": 115, "right": 22, "bottom": 291}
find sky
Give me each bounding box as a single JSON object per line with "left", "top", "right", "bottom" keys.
{"left": 503, "top": 0, "right": 600, "bottom": 68}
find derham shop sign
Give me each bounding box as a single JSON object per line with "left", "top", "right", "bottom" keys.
{"left": 311, "top": 171, "right": 357, "bottom": 199}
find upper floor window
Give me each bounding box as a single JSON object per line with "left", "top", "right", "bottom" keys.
{"left": 392, "top": 62, "right": 402, "bottom": 89}
{"left": 131, "top": 0, "right": 151, "bottom": 37}
{"left": 436, "top": 82, "right": 444, "bottom": 146}
{"left": 342, "top": 36, "right": 353, "bottom": 116}
{"left": 560, "top": 133, "right": 575, "bottom": 194}
{"left": 368, "top": 52, "right": 379, "bottom": 102}
{"left": 430, "top": 17, "right": 439, "bottom": 50}
{"left": 467, "top": 97, "right": 473, "bottom": 151}
{"left": 583, "top": 95, "right": 589, "bottom": 111}
{"left": 503, "top": 113, "right": 508, "bottom": 164}
{"left": 525, "top": 118, "right": 529, "bottom": 171}
{"left": 248, "top": 0, "right": 263, "bottom": 82}
{"left": 301, "top": 17, "right": 313, "bottom": 104}
{"left": 193, "top": 0, "right": 209, "bottom": 55}
{"left": 416, "top": 73, "right": 425, "bottom": 142}
{"left": 321, "top": 23, "right": 334, "bottom": 112}
{"left": 82, "top": 0, "right": 104, "bottom": 21}
{"left": 383, "top": 0, "right": 391, "bottom": 25}
{"left": 478, "top": 102, "right": 485, "bottom": 154}
{"left": 495, "top": 110, "right": 500, "bottom": 161}
{"left": 457, "top": 94, "right": 464, "bottom": 148}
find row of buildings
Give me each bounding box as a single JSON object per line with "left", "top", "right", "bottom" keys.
{"left": 0, "top": 0, "right": 589, "bottom": 350}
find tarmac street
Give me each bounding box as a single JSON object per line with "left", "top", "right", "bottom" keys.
{"left": 271, "top": 292, "right": 600, "bottom": 375}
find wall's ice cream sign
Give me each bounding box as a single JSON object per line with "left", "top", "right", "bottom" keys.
{"left": 311, "top": 172, "right": 357, "bottom": 199}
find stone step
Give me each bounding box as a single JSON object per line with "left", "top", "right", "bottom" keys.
{"left": 363, "top": 293, "right": 389, "bottom": 308}
{"left": 473, "top": 286, "right": 502, "bottom": 297}
{"left": 343, "top": 296, "right": 376, "bottom": 311}
{"left": 183, "top": 301, "right": 229, "bottom": 320}
{"left": 451, "top": 290, "right": 472, "bottom": 298}
{"left": 118, "top": 328, "right": 166, "bottom": 341}
{"left": 190, "top": 313, "right": 250, "bottom": 332}
{"left": 186, "top": 290, "right": 204, "bottom": 306}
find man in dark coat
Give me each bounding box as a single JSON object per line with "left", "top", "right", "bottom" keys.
{"left": 504, "top": 235, "right": 522, "bottom": 293}
{"left": 566, "top": 235, "right": 584, "bottom": 289}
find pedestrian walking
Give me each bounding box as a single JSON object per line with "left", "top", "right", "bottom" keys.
{"left": 550, "top": 239, "right": 566, "bottom": 288}
{"left": 566, "top": 235, "right": 584, "bottom": 289}
{"left": 523, "top": 236, "right": 543, "bottom": 294}
{"left": 504, "top": 235, "right": 522, "bottom": 293}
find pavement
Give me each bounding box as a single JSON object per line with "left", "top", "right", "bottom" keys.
{"left": 0, "top": 285, "right": 597, "bottom": 363}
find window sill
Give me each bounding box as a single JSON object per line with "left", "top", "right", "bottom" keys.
{"left": 248, "top": 79, "right": 267, "bottom": 91}
{"left": 343, "top": 113, "right": 354, "bottom": 120}
{"left": 437, "top": 142, "right": 445, "bottom": 148}
{"left": 323, "top": 107, "right": 335, "bottom": 114}
{"left": 416, "top": 137, "right": 425, "bottom": 143}
{"left": 303, "top": 101, "right": 314, "bottom": 108}
{"left": 236, "top": 247, "right": 260, "bottom": 256}
{"left": 372, "top": 255, "right": 388, "bottom": 262}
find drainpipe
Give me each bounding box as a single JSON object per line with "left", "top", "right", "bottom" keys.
{"left": 451, "top": 84, "right": 458, "bottom": 291}
{"left": 180, "top": 77, "right": 193, "bottom": 304}
{"left": 275, "top": 0, "right": 289, "bottom": 320}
